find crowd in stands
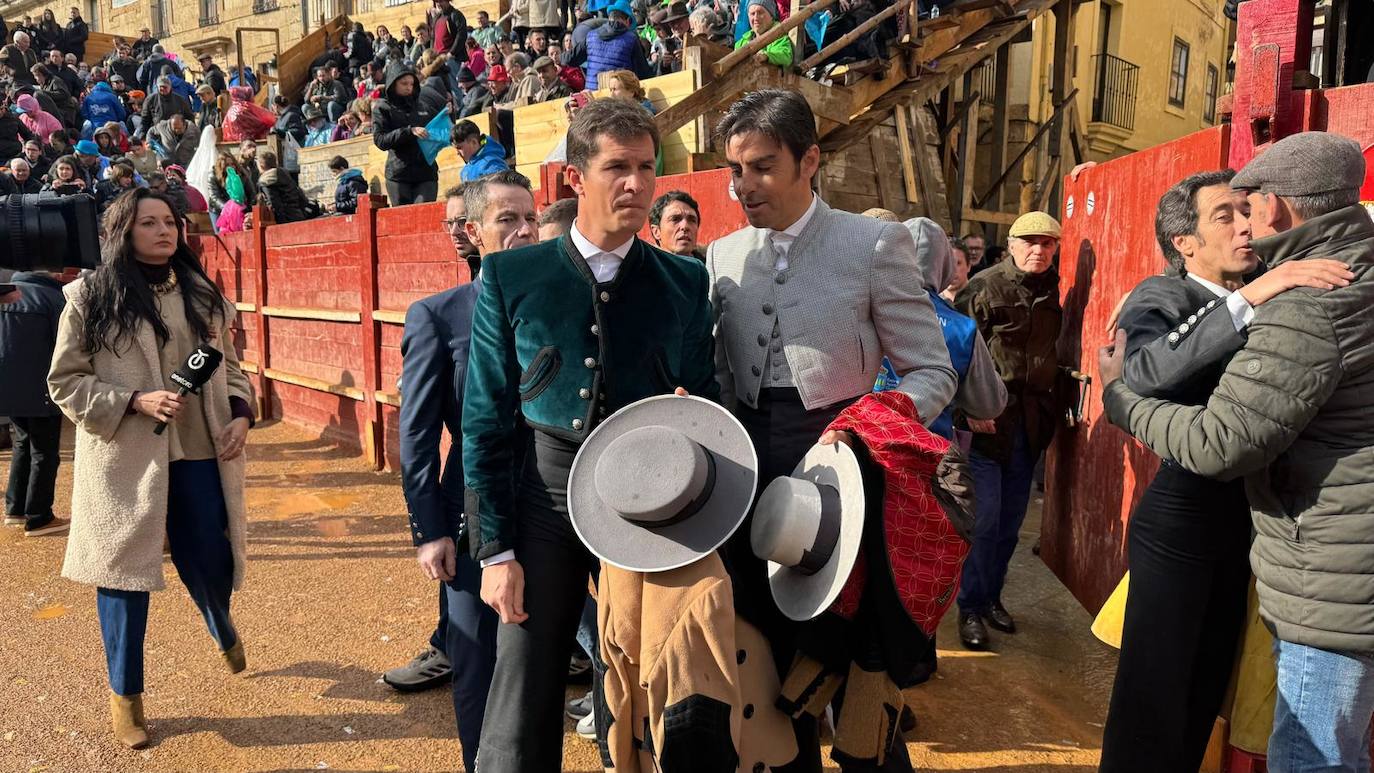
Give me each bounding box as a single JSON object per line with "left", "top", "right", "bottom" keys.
{"left": 0, "top": 0, "right": 907, "bottom": 227}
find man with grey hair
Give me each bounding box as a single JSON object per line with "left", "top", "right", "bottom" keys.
{"left": 137, "top": 74, "right": 194, "bottom": 138}
{"left": 1, "top": 31, "right": 39, "bottom": 86}
{"left": 1100, "top": 131, "right": 1374, "bottom": 769}
{"left": 498, "top": 51, "right": 540, "bottom": 107}
{"left": 3, "top": 158, "right": 41, "bottom": 194}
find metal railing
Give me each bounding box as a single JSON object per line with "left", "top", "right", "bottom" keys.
{"left": 253, "top": 0, "right": 280, "bottom": 13}
{"left": 1091, "top": 53, "right": 1139, "bottom": 131}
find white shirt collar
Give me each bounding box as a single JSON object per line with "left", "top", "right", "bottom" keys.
{"left": 773, "top": 193, "right": 818, "bottom": 241}
{"left": 1187, "top": 273, "right": 1231, "bottom": 298}
{"left": 570, "top": 219, "right": 634, "bottom": 260}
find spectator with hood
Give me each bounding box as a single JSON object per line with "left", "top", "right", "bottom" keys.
{"left": 372, "top": 61, "right": 440, "bottom": 205}
{"left": 221, "top": 87, "right": 275, "bottom": 142}
{"left": 81, "top": 79, "right": 127, "bottom": 135}
{"left": 14, "top": 94, "right": 63, "bottom": 145}
{"left": 327, "top": 154, "right": 369, "bottom": 215}
{"left": 585, "top": 1, "right": 653, "bottom": 91}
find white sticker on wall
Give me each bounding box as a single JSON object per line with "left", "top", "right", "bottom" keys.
{"left": 728, "top": 178, "right": 738, "bottom": 201}
{"left": 1087, "top": 191, "right": 1097, "bottom": 215}
{"left": 1066, "top": 195, "right": 1075, "bottom": 219}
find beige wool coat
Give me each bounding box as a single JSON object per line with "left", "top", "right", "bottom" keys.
{"left": 47, "top": 276, "right": 252, "bottom": 592}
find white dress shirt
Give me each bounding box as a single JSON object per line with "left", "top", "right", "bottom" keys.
{"left": 769, "top": 193, "right": 818, "bottom": 272}
{"left": 570, "top": 219, "right": 634, "bottom": 282}
{"left": 1187, "top": 273, "right": 1255, "bottom": 331}
{"left": 480, "top": 222, "right": 636, "bottom": 568}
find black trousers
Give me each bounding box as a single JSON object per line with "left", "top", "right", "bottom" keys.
{"left": 730, "top": 388, "right": 913, "bottom": 773}
{"left": 477, "top": 431, "right": 599, "bottom": 773}
{"left": 385, "top": 178, "right": 438, "bottom": 206}
{"left": 5, "top": 414, "right": 62, "bottom": 526}
{"left": 1098, "top": 464, "right": 1252, "bottom": 773}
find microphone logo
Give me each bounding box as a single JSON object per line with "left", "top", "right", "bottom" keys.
{"left": 189, "top": 349, "right": 208, "bottom": 370}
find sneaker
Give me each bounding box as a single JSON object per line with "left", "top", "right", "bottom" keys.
{"left": 567, "top": 652, "right": 592, "bottom": 684}
{"left": 24, "top": 517, "right": 69, "bottom": 537}
{"left": 566, "top": 690, "right": 593, "bottom": 720}
{"left": 3, "top": 515, "right": 25, "bottom": 526}
{"left": 382, "top": 645, "right": 452, "bottom": 692}
{"left": 576, "top": 710, "right": 596, "bottom": 740}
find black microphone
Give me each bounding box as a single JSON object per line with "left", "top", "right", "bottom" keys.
{"left": 154, "top": 344, "right": 224, "bottom": 435}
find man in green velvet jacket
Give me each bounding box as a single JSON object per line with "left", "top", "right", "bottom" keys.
{"left": 460, "top": 98, "right": 719, "bottom": 772}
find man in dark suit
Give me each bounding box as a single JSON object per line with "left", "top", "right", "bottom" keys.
{"left": 396, "top": 179, "right": 536, "bottom": 771}
{"left": 1098, "top": 169, "right": 1353, "bottom": 772}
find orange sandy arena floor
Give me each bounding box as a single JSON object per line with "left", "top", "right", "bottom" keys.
{"left": 0, "top": 419, "right": 1113, "bottom": 772}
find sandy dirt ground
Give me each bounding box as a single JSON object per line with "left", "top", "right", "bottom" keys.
{"left": 0, "top": 419, "right": 1113, "bottom": 773}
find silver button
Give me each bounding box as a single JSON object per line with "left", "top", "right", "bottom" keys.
{"left": 772, "top": 374, "right": 780, "bottom": 381}
{"left": 775, "top": 274, "right": 787, "bottom": 285}
{"left": 771, "top": 343, "right": 781, "bottom": 353}
{"left": 1246, "top": 360, "right": 1261, "bottom": 375}
{"left": 762, "top": 303, "right": 774, "bottom": 315}
{"left": 757, "top": 334, "right": 768, "bottom": 346}
{"left": 1187, "top": 315, "right": 1197, "bottom": 325}
{"left": 584, "top": 357, "right": 597, "bottom": 368}
{"left": 600, "top": 291, "right": 610, "bottom": 302}
{"left": 751, "top": 365, "right": 761, "bottom": 376}
{"left": 1168, "top": 332, "right": 1180, "bottom": 344}
{"left": 590, "top": 324, "right": 599, "bottom": 335}
{"left": 1207, "top": 300, "right": 1217, "bottom": 309}
{"left": 771, "top": 328, "right": 780, "bottom": 339}
{"left": 572, "top": 418, "right": 584, "bottom": 430}
{"left": 579, "top": 388, "right": 591, "bottom": 399}
{"left": 1179, "top": 323, "right": 1190, "bottom": 334}
{"left": 1196, "top": 307, "right": 1207, "bottom": 317}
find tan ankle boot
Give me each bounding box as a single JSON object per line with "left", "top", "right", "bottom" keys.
{"left": 221, "top": 640, "right": 246, "bottom": 674}
{"left": 110, "top": 693, "right": 149, "bottom": 749}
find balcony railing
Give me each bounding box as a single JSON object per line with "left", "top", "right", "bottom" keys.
{"left": 253, "top": 0, "right": 279, "bottom": 13}
{"left": 1091, "top": 53, "right": 1139, "bottom": 132}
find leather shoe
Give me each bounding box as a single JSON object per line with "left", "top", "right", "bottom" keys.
{"left": 986, "top": 601, "right": 1017, "bottom": 634}
{"left": 959, "top": 611, "right": 989, "bottom": 650}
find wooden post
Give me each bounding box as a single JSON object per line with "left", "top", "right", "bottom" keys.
{"left": 249, "top": 204, "right": 272, "bottom": 421}
{"left": 356, "top": 195, "right": 386, "bottom": 471}
{"left": 1048, "top": 0, "right": 1074, "bottom": 217}
{"left": 714, "top": 0, "right": 839, "bottom": 76}
{"left": 955, "top": 87, "right": 980, "bottom": 235}
{"left": 987, "top": 41, "right": 1011, "bottom": 235}
{"left": 800, "top": 0, "right": 906, "bottom": 70}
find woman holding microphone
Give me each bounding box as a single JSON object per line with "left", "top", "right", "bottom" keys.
{"left": 48, "top": 188, "right": 255, "bottom": 750}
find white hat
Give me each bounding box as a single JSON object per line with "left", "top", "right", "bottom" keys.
{"left": 569, "top": 395, "right": 759, "bottom": 572}
{"left": 752, "top": 442, "right": 866, "bottom": 621}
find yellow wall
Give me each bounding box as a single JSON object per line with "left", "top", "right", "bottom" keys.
{"left": 1029, "top": 0, "right": 1233, "bottom": 161}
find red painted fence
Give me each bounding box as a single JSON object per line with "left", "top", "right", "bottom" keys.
{"left": 193, "top": 166, "right": 747, "bottom": 469}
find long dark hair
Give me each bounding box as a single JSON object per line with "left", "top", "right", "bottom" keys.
{"left": 80, "top": 188, "right": 224, "bottom": 354}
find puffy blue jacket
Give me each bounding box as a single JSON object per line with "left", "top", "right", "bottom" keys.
{"left": 81, "top": 82, "right": 126, "bottom": 126}
{"left": 586, "top": 23, "right": 650, "bottom": 90}
{"left": 460, "top": 135, "right": 508, "bottom": 181}
{"left": 875, "top": 290, "right": 976, "bottom": 440}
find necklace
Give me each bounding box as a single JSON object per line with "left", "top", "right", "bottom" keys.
{"left": 149, "top": 268, "right": 179, "bottom": 295}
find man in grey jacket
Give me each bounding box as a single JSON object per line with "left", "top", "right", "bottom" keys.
{"left": 708, "top": 88, "right": 955, "bottom": 773}
{"left": 1099, "top": 131, "right": 1374, "bottom": 771}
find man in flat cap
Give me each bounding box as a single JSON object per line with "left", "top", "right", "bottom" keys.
{"left": 1099, "top": 131, "right": 1374, "bottom": 769}
{"left": 952, "top": 210, "right": 1064, "bottom": 651}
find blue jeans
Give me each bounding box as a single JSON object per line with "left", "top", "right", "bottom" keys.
{"left": 1270, "top": 638, "right": 1374, "bottom": 772}
{"left": 443, "top": 551, "right": 498, "bottom": 773}
{"left": 576, "top": 594, "right": 598, "bottom": 662}
{"left": 957, "top": 426, "right": 1035, "bottom": 614}
{"left": 96, "top": 459, "right": 237, "bottom": 696}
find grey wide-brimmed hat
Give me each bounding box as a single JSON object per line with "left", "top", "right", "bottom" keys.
{"left": 569, "top": 395, "right": 759, "bottom": 573}
{"left": 752, "top": 442, "right": 866, "bottom": 621}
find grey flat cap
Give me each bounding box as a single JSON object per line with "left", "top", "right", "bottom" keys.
{"left": 1231, "top": 131, "right": 1365, "bottom": 197}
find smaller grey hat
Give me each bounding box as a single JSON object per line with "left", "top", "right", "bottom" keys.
{"left": 569, "top": 395, "right": 758, "bottom": 573}
{"left": 752, "top": 442, "right": 866, "bottom": 622}
{"left": 1231, "top": 131, "right": 1366, "bottom": 197}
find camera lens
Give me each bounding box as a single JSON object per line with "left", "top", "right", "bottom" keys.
{"left": 0, "top": 193, "right": 100, "bottom": 273}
